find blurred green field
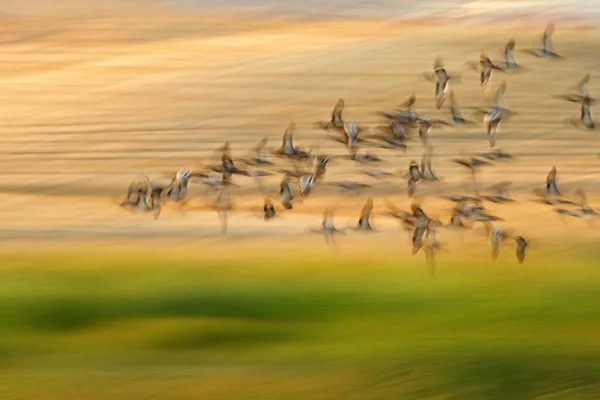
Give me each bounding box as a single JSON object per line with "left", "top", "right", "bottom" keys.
{"left": 1, "top": 250, "right": 599, "bottom": 399}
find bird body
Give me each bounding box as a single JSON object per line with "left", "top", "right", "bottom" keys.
{"left": 263, "top": 198, "right": 277, "bottom": 220}
{"left": 514, "top": 236, "right": 529, "bottom": 263}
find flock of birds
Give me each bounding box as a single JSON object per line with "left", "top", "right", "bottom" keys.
{"left": 117, "top": 22, "right": 597, "bottom": 274}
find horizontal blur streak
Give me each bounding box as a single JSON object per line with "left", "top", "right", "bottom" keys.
{"left": 0, "top": 253, "right": 599, "bottom": 398}
{"left": 2, "top": 0, "right": 600, "bottom": 20}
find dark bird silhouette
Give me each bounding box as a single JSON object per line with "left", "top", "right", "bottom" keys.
{"left": 546, "top": 166, "right": 560, "bottom": 197}
{"left": 514, "top": 235, "right": 529, "bottom": 264}
{"left": 350, "top": 197, "right": 376, "bottom": 232}
{"left": 263, "top": 198, "right": 277, "bottom": 220}
{"left": 530, "top": 167, "right": 579, "bottom": 207}
{"left": 411, "top": 204, "right": 442, "bottom": 255}
{"left": 273, "top": 122, "right": 312, "bottom": 160}
{"left": 210, "top": 141, "right": 251, "bottom": 177}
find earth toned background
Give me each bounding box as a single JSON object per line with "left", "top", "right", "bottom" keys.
{"left": 1, "top": 2, "right": 600, "bottom": 399}
{"left": 0, "top": 2, "right": 599, "bottom": 256}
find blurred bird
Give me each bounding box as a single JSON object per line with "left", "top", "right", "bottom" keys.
{"left": 309, "top": 206, "right": 346, "bottom": 247}
{"left": 452, "top": 155, "right": 493, "bottom": 179}
{"left": 411, "top": 205, "right": 442, "bottom": 255}
{"left": 315, "top": 98, "right": 345, "bottom": 131}
{"left": 273, "top": 122, "right": 312, "bottom": 160}
{"left": 420, "top": 145, "right": 441, "bottom": 182}
{"left": 555, "top": 74, "right": 591, "bottom": 102}
{"left": 531, "top": 166, "right": 579, "bottom": 206}
{"left": 407, "top": 160, "right": 421, "bottom": 197}
{"left": 521, "top": 22, "right": 564, "bottom": 59}
{"left": 380, "top": 199, "right": 417, "bottom": 232}
{"left": 368, "top": 120, "right": 411, "bottom": 150}
{"left": 479, "top": 181, "right": 516, "bottom": 204}
{"left": 489, "top": 224, "right": 514, "bottom": 261}
{"left": 327, "top": 120, "right": 366, "bottom": 151}
{"left": 239, "top": 138, "right": 273, "bottom": 166}
{"left": 337, "top": 147, "right": 383, "bottom": 164}
{"left": 210, "top": 141, "right": 251, "bottom": 177}
{"left": 473, "top": 81, "right": 517, "bottom": 147}
{"left": 423, "top": 228, "right": 448, "bottom": 277}
{"left": 215, "top": 188, "right": 232, "bottom": 234}
{"left": 263, "top": 198, "right": 277, "bottom": 220}
{"left": 503, "top": 38, "right": 525, "bottom": 70}
{"left": 465, "top": 52, "right": 505, "bottom": 95}
{"left": 120, "top": 175, "right": 165, "bottom": 220}
{"left": 446, "top": 207, "right": 473, "bottom": 230}
{"left": 478, "top": 148, "right": 513, "bottom": 161}
{"left": 569, "top": 94, "right": 595, "bottom": 130}
{"left": 312, "top": 154, "right": 331, "bottom": 180}
{"left": 299, "top": 174, "right": 317, "bottom": 199}
{"left": 349, "top": 197, "right": 376, "bottom": 232}
{"left": 279, "top": 174, "right": 297, "bottom": 210}
{"left": 448, "top": 90, "right": 475, "bottom": 125}
{"left": 327, "top": 181, "right": 371, "bottom": 195}
{"left": 555, "top": 188, "right": 599, "bottom": 226}
{"left": 416, "top": 117, "right": 452, "bottom": 146}
{"left": 362, "top": 169, "right": 397, "bottom": 180}
{"left": 418, "top": 57, "right": 461, "bottom": 109}
{"left": 546, "top": 166, "right": 560, "bottom": 197}
{"left": 164, "top": 168, "right": 193, "bottom": 205}
{"left": 514, "top": 235, "right": 529, "bottom": 264}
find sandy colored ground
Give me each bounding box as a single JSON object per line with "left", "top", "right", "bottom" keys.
{"left": 1, "top": 10, "right": 599, "bottom": 259}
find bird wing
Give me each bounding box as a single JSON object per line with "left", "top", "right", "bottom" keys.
{"left": 486, "top": 180, "right": 513, "bottom": 194}
{"left": 360, "top": 197, "right": 374, "bottom": 219}
{"left": 332, "top": 98, "right": 345, "bottom": 125}
{"left": 384, "top": 199, "right": 403, "bottom": 214}
{"left": 572, "top": 188, "right": 588, "bottom": 207}
{"left": 494, "top": 81, "right": 508, "bottom": 109}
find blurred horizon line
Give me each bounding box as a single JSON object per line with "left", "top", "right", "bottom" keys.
{"left": 1, "top": 0, "right": 600, "bottom": 24}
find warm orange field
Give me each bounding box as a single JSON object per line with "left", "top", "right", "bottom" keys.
{"left": 0, "top": 10, "right": 599, "bottom": 259}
